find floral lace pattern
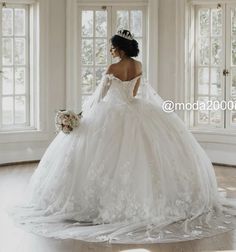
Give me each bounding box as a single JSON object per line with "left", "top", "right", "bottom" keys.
{"left": 7, "top": 73, "right": 236, "bottom": 243}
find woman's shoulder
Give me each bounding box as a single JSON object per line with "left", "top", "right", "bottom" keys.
{"left": 133, "top": 59, "right": 142, "bottom": 71}
{"left": 133, "top": 59, "right": 142, "bottom": 66}
{"left": 106, "top": 59, "right": 142, "bottom": 72}
{"left": 106, "top": 64, "right": 116, "bottom": 74}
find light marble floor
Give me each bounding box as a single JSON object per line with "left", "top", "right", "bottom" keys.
{"left": 0, "top": 162, "right": 236, "bottom": 252}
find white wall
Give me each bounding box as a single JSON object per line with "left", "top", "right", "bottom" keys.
{"left": 48, "top": 0, "right": 66, "bottom": 124}
{"left": 0, "top": 0, "right": 66, "bottom": 164}
{"left": 158, "top": 0, "right": 177, "bottom": 101}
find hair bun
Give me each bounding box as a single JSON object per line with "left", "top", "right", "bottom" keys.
{"left": 111, "top": 33, "right": 140, "bottom": 57}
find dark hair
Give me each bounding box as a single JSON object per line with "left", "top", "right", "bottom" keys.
{"left": 111, "top": 31, "right": 139, "bottom": 57}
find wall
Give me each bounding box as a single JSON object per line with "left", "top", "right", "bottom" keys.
{"left": 158, "top": 0, "right": 177, "bottom": 101}
{"left": 48, "top": 0, "right": 66, "bottom": 124}
{"left": 0, "top": 0, "right": 66, "bottom": 164}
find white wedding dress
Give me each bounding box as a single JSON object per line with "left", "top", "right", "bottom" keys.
{"left": 8, "top": 73, "right": 236, "bottom": 244}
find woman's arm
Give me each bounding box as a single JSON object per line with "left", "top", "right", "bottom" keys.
{"left": 133, "top": 78, "right": 141, "bottom": 97}
{"left": 133, "top": 61, "right": 142, "bottom": 97}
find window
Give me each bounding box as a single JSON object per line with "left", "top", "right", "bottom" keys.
{"left": 113, "top": 7, "right": 143, "bottom": 63}
{"left": 79, "top": 6, "right": 146, "bottom": 103}
{"left": 191, "top": 3, "right": 236, "bottom": 130}
{"left": 0, "top": 3, "right": 33, "bottom": 131}
{"left": 80, "top": 7, "right": 109, "bottom": 102}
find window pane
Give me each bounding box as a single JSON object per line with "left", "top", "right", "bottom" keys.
{"left": 198, "top": 68, "right": 209, "bottom": 95}
{"left": 232, "top": 111, "right": 236, "bottom": 124}
{"left": 95, "top": 67, "right": 106, "bottom": 86}
{"left": 1, "top": 5, "right": 29, "bottom": 129}
{"left": 231, "top": 97, "right": 236, "bottom": 124}
{"left": 211, "top": 9, "right": 222, "bottom": 36}
{"left": 14, "top": 8, "right": 25, "bottom": 36}
{"left": 82, "top": 11, "right": 93, "bottom": 37}
{"left": 15, "top": 67, "right": 26, "bottom": 94}
{"left": 82, "top": 68, "right": 93, "bottom": 94}
{"left": 95, "top": 39, "right": 107, "bottom": 65}
{"left": 211, "top": 68, "right": 221, "bottom": 96}
{"left": 130, "top": 10, "right": 142, "bottom": 37}
{"left": 2, "top": 8, "right": 13, "bottom": 36}
{"left": 80, "top": 8, "right": 110, "bottom": 99}
{"left": 195, "top": 7, "right": 224, "bottom": 129}
{"left": 197, "top": 97, "right": 209, "bottom": 124}
{"left": 211, "top": 38, "right": 221, "bottom": 66}
{"left": 210, "top": 97, "right": 222, "bottom": 126}
{"left": 80, "top": 8, "right": 145, "bottom": 102}
{"left": 232, "top": 8, "right": 236, "bottom": 36}
{"left": 14, "top": 38, "right": 25, "bottom": 65}
{"left": 2, "top": 67, "right": 13, "bottom": 95}
{"left": 95, "top": 11, "right": 107, "bottom": 37}
{"left": 232, "top": 39, "right": 236, "bottom": 66}
{"left": 2, "top": 38, "right": 13, "bottom": 65}
{"left": 2, "top": 96, "right": 13, "bottom": 125}
{"left": 117, "top": 11, "right": 129, "bottom": 30}
{"left": 199, "top": 38, "right": 209, "bottom": 65}
{"left": 15, "top": 96, "right": 26, "bottom": 123}
{"left": 231, "top": 68, "right": 236, "bottom": 96}
{"left": 82, "top": 39, "right": 93, "bottom": 65}
{"left": 210, "top": 109, "right": 221, "bottom": 126}
{"left": 199, "top": 9, "right": 209, "bottom": 36}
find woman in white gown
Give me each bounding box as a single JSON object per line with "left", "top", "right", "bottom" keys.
{"left": 9, "top": 29, "right": 236, "bottom": 244}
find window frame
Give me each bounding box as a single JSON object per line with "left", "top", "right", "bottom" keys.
{"left": 0, "top": 0, "right": 50, "bottom": 143}
{"left": 77, "top": 4, "right": 147, "bottom": 109}
{"left": 193, "top": 4, "right": 226, "bottom": 129}
{"left": 0, "top": 3, "right": 31, "bottom": 130}
{"left": 225, "top": 3, "right": 236, "bottom": 129}
{"left": 78, "top": 6, "right": 112, "bottom": 102}
{"left": 188, "top": 1, "right": 236, "bottom": 131}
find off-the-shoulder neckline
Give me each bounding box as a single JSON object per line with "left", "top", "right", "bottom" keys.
{"left": 105, "top": 73, "right": 142, "bottom": 82}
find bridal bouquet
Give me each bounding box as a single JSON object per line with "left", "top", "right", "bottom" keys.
{"left": 55, "top": 110, "right": 82, "bottom": 134}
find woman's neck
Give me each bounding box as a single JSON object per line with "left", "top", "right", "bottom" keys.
{"left": 119, "top": 55, "right": 130, "bottom": 61}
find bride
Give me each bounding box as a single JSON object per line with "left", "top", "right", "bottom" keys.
{"left": 8, "top": 29, "right": 236, "bottom": 244}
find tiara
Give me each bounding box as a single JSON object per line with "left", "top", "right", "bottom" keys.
{"left": 116, "top": 29, "right": 134, "bottom": 40}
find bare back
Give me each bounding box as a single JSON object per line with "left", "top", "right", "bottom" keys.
{"left": 106, "top": 58, "right": 142, "bottom": 81}
{"left": 106, "top": 59, "right": 142, "bottom": 97}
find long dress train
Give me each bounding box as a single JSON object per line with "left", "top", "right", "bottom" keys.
{"left": 8, "top": 73, "right": 236, "bottom": 244}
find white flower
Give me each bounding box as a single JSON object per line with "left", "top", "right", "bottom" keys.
{"left": 55, "top": 110, "right": 81, "bottom": 134}
{"left": 62, "top": 125, "right": 72, "bottom": 134}
{"left": 62, "top": 118, "right": 71, "bottom": 126}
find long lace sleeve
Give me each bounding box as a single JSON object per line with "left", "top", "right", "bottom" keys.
{"left": 82, "top": 74, "right": 110, "bottom": 116}
{"left": 138, "top": 77, "right": 164, "bottom": 107}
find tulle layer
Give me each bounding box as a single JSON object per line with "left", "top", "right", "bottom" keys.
{"left": 8, "top": 95, "right": 236, "bottom": 243}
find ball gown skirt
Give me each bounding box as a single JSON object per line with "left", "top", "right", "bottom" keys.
{"left": 7, "top": 74, "right": 236, "bottom": 244}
